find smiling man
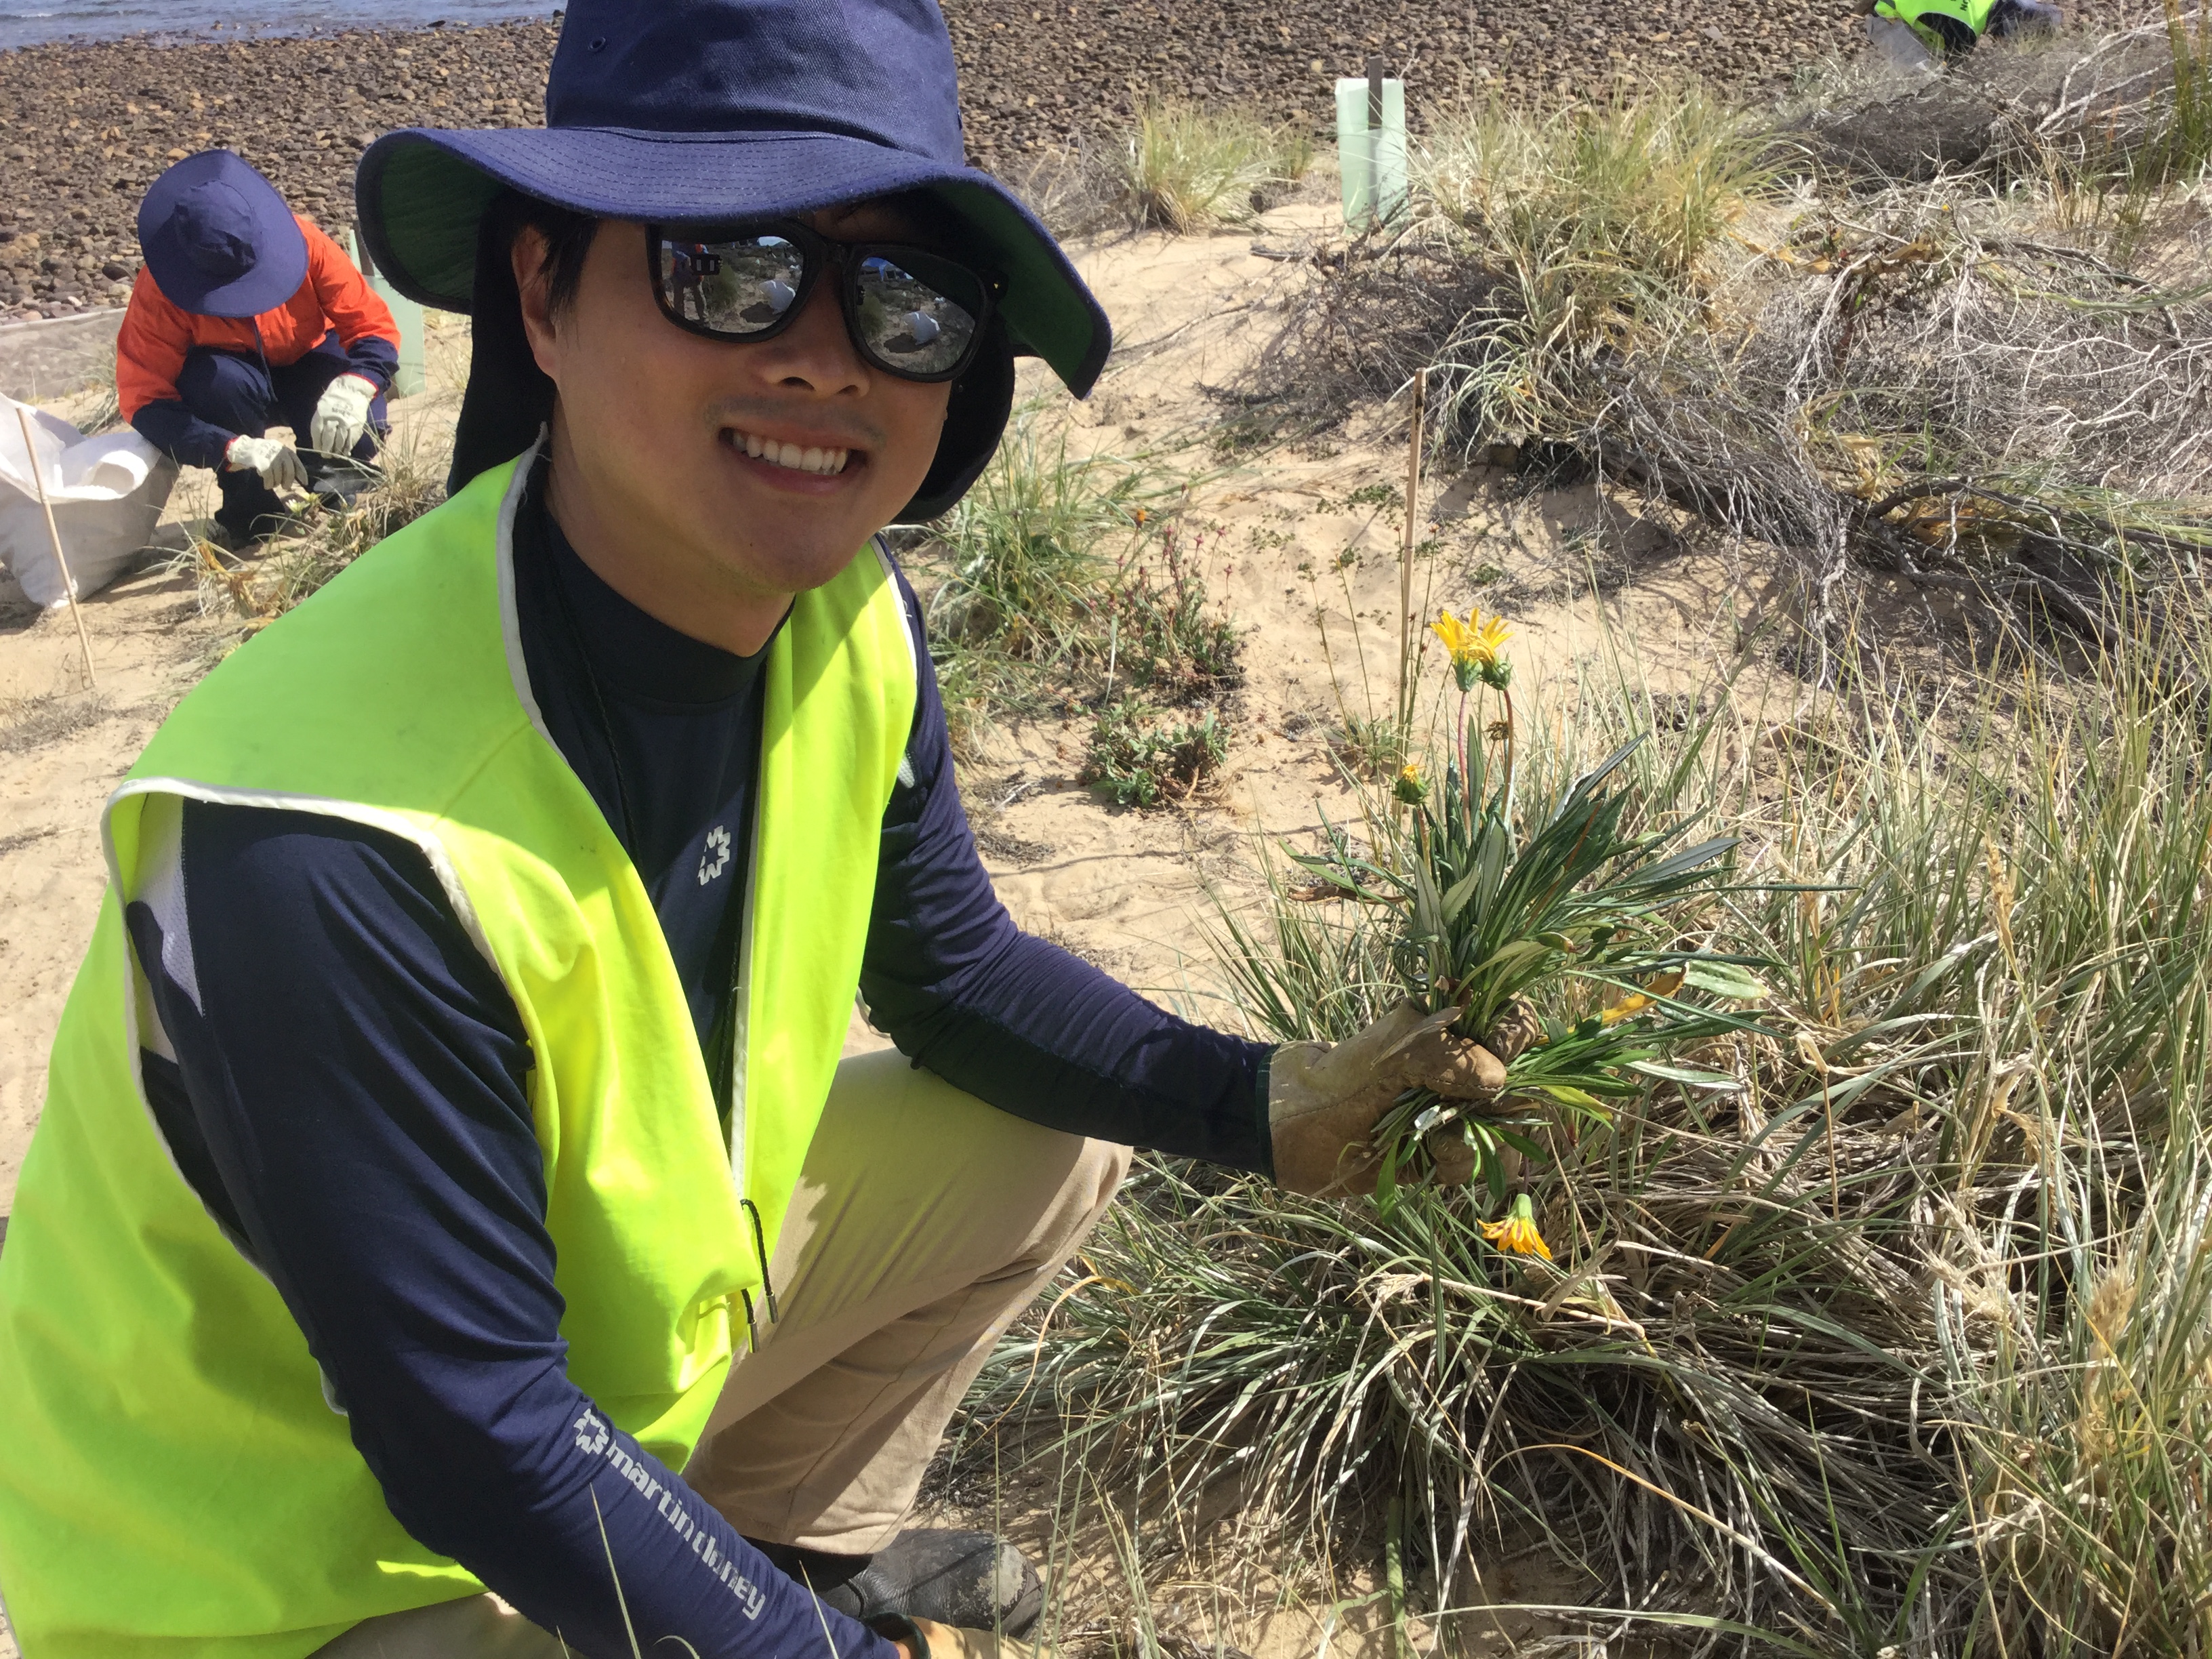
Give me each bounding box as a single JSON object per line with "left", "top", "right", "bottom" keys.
{"left": 0, "top": 4, "right": 1513, "bottom": 1658}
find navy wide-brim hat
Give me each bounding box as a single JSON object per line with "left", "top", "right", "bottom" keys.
{"left": 138, "top": 150, "right": 308, "bottom": 319}
{"left": 356, "top": 0, "right": 1111, "bottom": 522}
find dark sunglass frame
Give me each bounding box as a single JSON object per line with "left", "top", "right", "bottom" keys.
{"left": 645, "top": 220, "right": 1000, "bottom": 384}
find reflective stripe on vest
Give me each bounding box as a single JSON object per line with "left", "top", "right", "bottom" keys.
{"left": 0, "top": 449, "right": 916, "bottom": 1657}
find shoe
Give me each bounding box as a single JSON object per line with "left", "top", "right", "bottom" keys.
{"left": 750, "top": 1529, "right": 1043, "bottom": 1637}
{"left": 209, "top": 510, "right": 291, "bottom": 550}
{"left": 306, "top": 453, "right": 380, "bottom": 510}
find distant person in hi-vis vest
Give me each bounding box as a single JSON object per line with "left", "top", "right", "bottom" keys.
{"left": 0, "top": 3, "right": 1519, "bottom": 1655}
{"left": 1856, "top": 0, "right": 2061, "bottom": 69}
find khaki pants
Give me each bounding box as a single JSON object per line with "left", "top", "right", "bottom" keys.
{"left": 314, "top": 1048, "right": 1128, "bottom": 1657}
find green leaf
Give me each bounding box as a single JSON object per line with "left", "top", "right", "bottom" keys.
{"left": 1440, "top": 861, "right": 1484, "bottom": 924}
{"left": 1491, "top": 1122, "right": 1552, "bottom": 1159}
{"left": 1627, "top": 1059, "right": 1746, "bottom": 1091}
{"left": 1411, "top": 860, "right": 1446, "bottom": 943}
{"left": 1475, "top": 819, "right": 1511, "bottom": 909}
{"left": 1530, "top": 1084, "right": 1607, "bottom": 1107}
{"left": 1469, "top": 937, "right": 1551, "bottom": 979}
{"left": 1622, "top": 834, "right": 1738, "bottom": 888}
{"left": 1372, "top": 1146, "right": 1401, "bottom": 1218}
{"left": 1683, "top": 960, "right": 1771, "bottom": 1001}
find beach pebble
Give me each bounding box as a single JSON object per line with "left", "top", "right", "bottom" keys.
{"left": 0, "top": 0, "right": 2139, "bottom": 324}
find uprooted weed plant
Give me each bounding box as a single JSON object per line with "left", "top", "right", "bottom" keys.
{"left": 964, "top": 595, "right": 2212, "bottom": 1653}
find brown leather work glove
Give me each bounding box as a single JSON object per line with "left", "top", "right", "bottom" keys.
{"left": 903, "top": 1617, "right": 1041, "bottom": 1659}
{"left": 1267, "top": 998, "right": 1532, "bottom": 1197}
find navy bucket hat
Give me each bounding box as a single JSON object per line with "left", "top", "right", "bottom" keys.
{"left": 138, "top": 150, "right": 307, "bottom": 319}
{"left": 356, "top": 0, "right": 1111, "bottom": 520}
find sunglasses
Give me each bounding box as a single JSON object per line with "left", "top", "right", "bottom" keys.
{"left": 647, "top": 220, "right": 1000, "bottom": 382}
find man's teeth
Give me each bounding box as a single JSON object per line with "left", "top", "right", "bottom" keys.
{"left": 737, "top": 430, "right": 851, "bottom": 475}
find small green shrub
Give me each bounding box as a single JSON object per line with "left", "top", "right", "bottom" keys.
{"left": 1103, "top": 523, "right": 1242, "bottom": 701}
{"left": 1082, "top": 700, "right": 1227, "bottom": 808}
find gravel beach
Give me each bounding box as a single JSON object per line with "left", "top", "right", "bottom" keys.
{"left": 0, "top": 0, "right": 2127, "bottom": 321}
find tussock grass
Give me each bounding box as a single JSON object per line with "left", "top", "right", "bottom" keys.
{"left": 1258, "top": 83, "right": 1775, "bottom": 455}
{"left": 918, "top": 409, "right": 1174, "bottom": 749}
{"left": 1011, "top": 102, "right": 1313, "bottom": 243}
{"left": 964, "top": 591, "right": 2212, "bottom": 1651}
{"left": 1115, "top": 103, "right": 1313, "bottom": 234}
{"left": 1418, "top": 84, "right": 1777, "bottom": 443}
{"left": 924, "top": 411, "right": 1170, "bottom": 667}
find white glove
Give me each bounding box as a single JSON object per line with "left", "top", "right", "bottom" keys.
{"left": 308, "top": 373, "right": 378, "bottom": 457}
{"left": 224, "top": 434, "right": 308, "bottom": 494}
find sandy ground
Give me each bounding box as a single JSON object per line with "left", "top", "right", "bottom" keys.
{"left": 0, "top": 189, "right": 1784, "bottom": 1655}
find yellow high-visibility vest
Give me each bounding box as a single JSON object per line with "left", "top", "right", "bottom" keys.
{"left": 0, "top": 449, "right": 916, "bottom": 1657}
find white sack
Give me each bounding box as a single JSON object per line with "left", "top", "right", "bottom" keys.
{"left": 0, "top": 395, "right": 178, "bottom": 610}
{"left": 1865, "top": 14, "right": 1942, "bottom": 73}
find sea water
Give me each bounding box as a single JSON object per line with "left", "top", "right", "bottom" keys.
{"left": 0, "top": 0, "right": 559, "bottom": 50}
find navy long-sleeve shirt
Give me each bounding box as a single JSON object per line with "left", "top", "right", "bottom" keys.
{"left": 120, "top": 462, "right": 1271, "bottom": 1658}
{"left": 129, "top": 331, "right": 399, "bottom": 472}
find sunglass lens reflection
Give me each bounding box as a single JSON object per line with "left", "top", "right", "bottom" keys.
{"left": 660, "top": 235, "right": 805, "bottom": 332}
{"left": 658, "top": 234, "right": 983, "bottom": 378}
{"left": 851, "top": 255, "right": 977, "bottom": 376}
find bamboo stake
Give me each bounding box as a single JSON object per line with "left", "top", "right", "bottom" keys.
{"left": 1395, "top": 366, "right": 1428, "bottom": 729}
{"left": 1366, "top": 55, "right": 1385, "bottom": 230}
{"left": 15, "top": 403, "right": 96, "bottom": 690}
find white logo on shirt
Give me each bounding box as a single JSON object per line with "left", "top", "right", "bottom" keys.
{"left": 698, "top": 824, "right": 732, "bottom": 886}
{"left": 565, "top": 1402, "right": 768, "bottom": 1618}
{"left": 572, "top": 1406, "right": 610, "bottom": 1456}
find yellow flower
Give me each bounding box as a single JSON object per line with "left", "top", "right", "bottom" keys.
{"left": 1429, "top": 607, "right": 1513, "bottom": 692}
{"left": 1393, "top": 762, "right": 1427, "bottom": 805}
{"left": 1430, "top": 607, "right": 1509, "bottom": 666}
{"left": 1481, "top": 1194, "right": 1552, "bottom": 1261}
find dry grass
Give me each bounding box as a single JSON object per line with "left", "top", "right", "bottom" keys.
{"left": 178, "top": 426, "right": 447, "bottom": 632}
{"left": 1247, "top": 71, "right": 2212, "bottom": 680}
{"left": 0, "top": 690, "right": 110, "bottom": 753}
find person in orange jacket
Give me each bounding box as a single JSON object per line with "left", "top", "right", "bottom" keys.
{"left": 118, "top": 150, "right": 401, "bottom": 543}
